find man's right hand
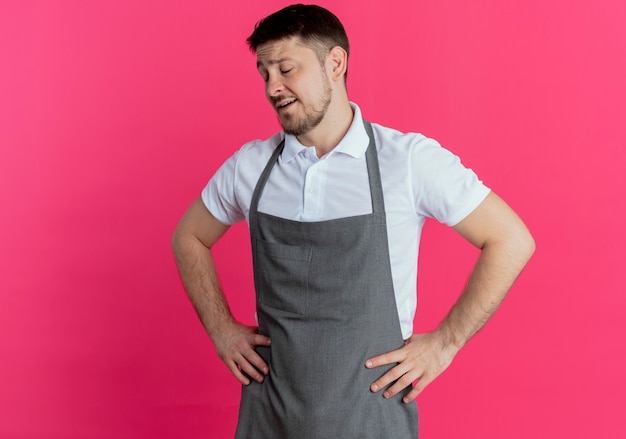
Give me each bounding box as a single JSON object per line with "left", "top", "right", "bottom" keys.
{"left": 213, "top": 321, "right": 271, "bottom": 385}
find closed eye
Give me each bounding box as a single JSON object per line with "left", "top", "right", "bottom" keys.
{"left": 258, "top": 68, "right": 269, "bottom": 82}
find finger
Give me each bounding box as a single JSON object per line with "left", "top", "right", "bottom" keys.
{"left": 403, "top": 372, "right": 434, "bottom": 402}
{"left": 251, "top": 333, "right": 271, "bottom": 347}
{"left": 369, "top": 363, "right": 411, "bottom": 393}
{"left": 243, "top": 348, "right": 270, "bottom": 376}
{"left": 402, "top": 384, "right": 421, "bottom": 403}
{"left": 225, "top": 358, "right": 252, "bottom": 386}
{"left": 365, "top": 348, "right": 404, "bottom": 369}
{"left": 235, "top": 352, "right": 266, "bottom": 383}
{"left": 382, "top": 368, "right": 420, "bottom": 400}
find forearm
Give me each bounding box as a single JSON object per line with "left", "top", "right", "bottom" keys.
{"left": 436, "top": 234, "right": 535, "bottom": 355}
{"left": 172, "top": 231, "right": 235, "bottom": 338}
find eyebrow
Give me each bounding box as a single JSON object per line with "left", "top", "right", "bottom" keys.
{"left": 256, "top": 57, "right": 294, "bottom": 69}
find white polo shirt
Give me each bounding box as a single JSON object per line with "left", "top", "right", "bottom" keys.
{"left": 202, "top": 103, "right": 490, "bottom": 339}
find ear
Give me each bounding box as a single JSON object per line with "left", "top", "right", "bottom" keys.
{"left": 326, "top": 46, "right": 348, "bottom": 82}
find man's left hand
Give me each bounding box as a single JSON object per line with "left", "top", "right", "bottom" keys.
{"left": 365, "top": 332, "right": 457, "bottom": 403}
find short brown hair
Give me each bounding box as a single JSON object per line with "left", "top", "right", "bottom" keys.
{"left": 247, "top": 4, "right": 350, "bottom": 79}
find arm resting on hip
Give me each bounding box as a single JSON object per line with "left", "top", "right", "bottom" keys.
{"left": 172, "top": 197, "right": 271, "bottom": 385}
{"left": 366, "top": 191, "right": 536, "bottom": 402}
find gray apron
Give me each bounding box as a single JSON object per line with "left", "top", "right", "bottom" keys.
{"left": 235, "top": 121, "right": 419, "bottom": 438}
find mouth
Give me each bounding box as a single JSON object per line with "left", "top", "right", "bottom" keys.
{"left": 275, "top": 97, "right": 297, "bottom": 111}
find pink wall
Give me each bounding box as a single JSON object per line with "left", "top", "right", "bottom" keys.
{"left": 1, "top": 0, "right": 625, "bottom": 437}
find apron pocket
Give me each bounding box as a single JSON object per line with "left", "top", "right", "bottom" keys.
{"left": 255, "top": 239, "right": 312, "bottom": 315}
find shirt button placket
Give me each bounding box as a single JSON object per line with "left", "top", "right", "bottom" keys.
{"left": 304, "top": 163, "right": 320, "bottom": 219}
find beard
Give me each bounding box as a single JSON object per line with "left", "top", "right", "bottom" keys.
{"left": 277, "top": 77, "right": 332, "bottom": 137}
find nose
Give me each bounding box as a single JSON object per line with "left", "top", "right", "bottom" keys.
{"left": 266, "top": 73, "right": 284, "bottom": 97}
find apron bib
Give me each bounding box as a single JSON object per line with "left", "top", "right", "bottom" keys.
{"left": 235, "top": 121, "right": 419, "bottom": 438}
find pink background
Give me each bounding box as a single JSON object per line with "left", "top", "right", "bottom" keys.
{"left": 1, "top": 0, "right": 625, "bottom": 437}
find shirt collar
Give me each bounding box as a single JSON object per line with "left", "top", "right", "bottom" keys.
{"left": 281, "top": 102, "right": 369, "bottom": 163}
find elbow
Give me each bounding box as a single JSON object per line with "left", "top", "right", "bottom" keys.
{"left": 488, "top": 224, "right": 536, "bottom": 268}
{"left": 515, "top": 226, "right": 536, "bottom": 266}
{"left": 527, "top": 232, "right": 536, "bottom": 257}
{"left": 523, "top": 234, "right": 536, "bottom": 265}
{"left": 171, "top": 222, "right": 189, "bottom": 258}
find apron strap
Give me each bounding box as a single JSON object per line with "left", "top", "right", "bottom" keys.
{"left": 249, "top": 138, "right": 285, "bottom": 232}
{"left": 250, "top": 139, "right": 285, "bottom": 215}
{"left": 362, "top": 120, "right": 385, "bottom": 215}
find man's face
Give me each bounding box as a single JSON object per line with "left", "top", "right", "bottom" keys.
{"left": 256, "top": 37, "right": 332, "bottom": 137}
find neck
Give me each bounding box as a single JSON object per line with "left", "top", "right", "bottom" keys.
{"left": 297, "top": 96, "right": 354, "bottom": 157}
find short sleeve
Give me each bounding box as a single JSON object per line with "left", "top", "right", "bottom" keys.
{"left": 411, "top": 137, "right": 490, "bottom": 226}
{"left": 201, "top": 151, "right": 246, "bottom": 225}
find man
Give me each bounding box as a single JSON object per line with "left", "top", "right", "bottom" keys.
{"left": 172, "top": 4, "right": 535, "bottom": 438}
